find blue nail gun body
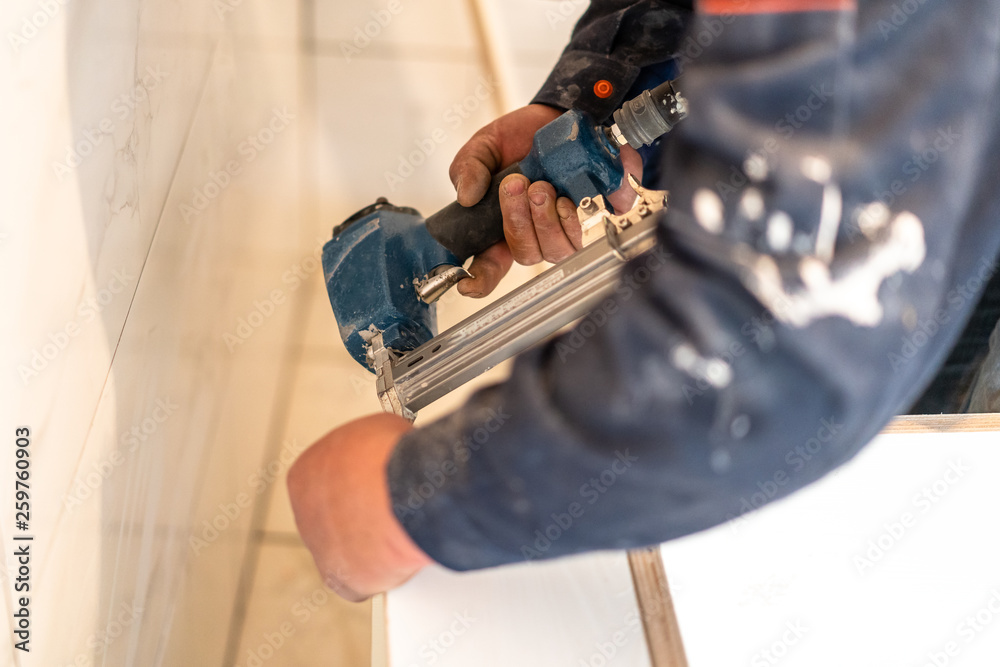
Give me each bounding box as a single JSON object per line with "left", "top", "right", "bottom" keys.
{"left": 323, "top": 81, "right": 685, "bottom": 370}
{"left": 322, "top": 201, "right": 460, "bottom": 367}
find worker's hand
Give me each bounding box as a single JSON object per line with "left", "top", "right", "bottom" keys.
{"left": 450, "top": 104, "right": 643, "bottom": 298}
{"left": 287, "top": 413, "right": 433, "bottom": 602}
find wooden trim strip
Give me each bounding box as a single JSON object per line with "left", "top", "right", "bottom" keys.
{"left": 884, "top": 413, "right": 1000, "bottom": 434}
{"left": 371, "top": 593, "right": 389, "bottom": 667}
{"left": 700, "top": 0, "right": 856, "bottom": 14}
{"left": 628, "top": 547, "right": 689, "bottom": 667}
{"left": 466, "top": 0, "right": 508, "bottom": 115}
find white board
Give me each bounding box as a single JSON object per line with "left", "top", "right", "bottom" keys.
{"left": 383, "top": 418, "right": 1000, "bottom": 666}
{"left": 385, "top": 551, "right": 649, "bottom": 667}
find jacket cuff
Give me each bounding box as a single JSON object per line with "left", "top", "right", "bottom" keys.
{"left": 531, "top": 51, "right": 641, "bottom": 122}
{"left": 386, "top": 396, "right": 520, "bottom": 571}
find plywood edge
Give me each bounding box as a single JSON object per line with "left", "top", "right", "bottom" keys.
{"left": 884, "top": 413, "right": 1000, "bottom": 433}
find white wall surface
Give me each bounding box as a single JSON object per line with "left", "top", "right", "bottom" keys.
{"left": 1, "top": 0, "right": 306, "bottom": 664}
{"left": 1, "top": 1, "right": 587, "bottom": 666}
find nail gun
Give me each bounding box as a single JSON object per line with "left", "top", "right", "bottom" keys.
{"left": 323, "top": 79, "right": 686, "bottom": 419}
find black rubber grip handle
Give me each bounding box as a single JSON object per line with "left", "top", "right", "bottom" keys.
{"left": 425, "top": 163, "right": 522, "bottom": 263}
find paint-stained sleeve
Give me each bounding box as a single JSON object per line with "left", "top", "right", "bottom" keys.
{"left": 530, "top": 0, "right": 693, "bottom": 121}
{"left": 387, "top": 1, "right": 1000, "bottom": 570}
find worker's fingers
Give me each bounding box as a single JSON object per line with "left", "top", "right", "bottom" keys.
{"left": 449, "top": 104, "right": 563, "bottom": 208}
{"left": 499, "top": 173, "right": 543, "bottom": 265}
{"left": 607, "top": 144, "right": 644, "bottom": 213}
{"left": 527, "top": 181, "right": 577, "bottom": 263}
{"left": 556, "top": 197, "right": 583, "bottom": 250}
{"left": 449, "top": 130, "right": 502, "bottom": 207}
{"left": 457, "top": 241, "right": 513, "bottom": 298}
